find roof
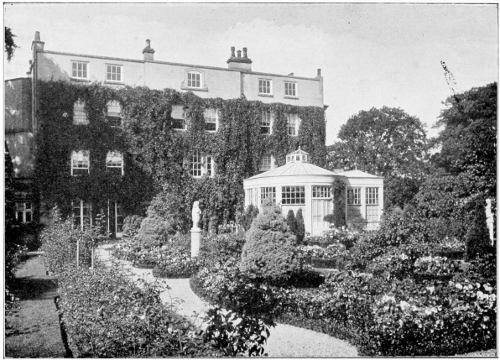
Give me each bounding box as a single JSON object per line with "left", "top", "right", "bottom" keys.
{"left": 247, "top": 161, "right": 337, "bottom": 180}
{"left": 334, "top": 169, "right": 384, "bottom": 179}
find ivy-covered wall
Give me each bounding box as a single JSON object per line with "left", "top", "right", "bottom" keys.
{"left": 35, "top": 81, "right": 326, "bottom": 228}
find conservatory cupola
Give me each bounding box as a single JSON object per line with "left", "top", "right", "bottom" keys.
{"left": 286, "top": 147, "right": 309, "bottom": 163}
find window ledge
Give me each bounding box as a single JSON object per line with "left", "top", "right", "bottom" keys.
{"left": 71, "top": 78, "right": 90, "bottom": 83}
{"left": 104, "top": 81, "right": 125, "bottom": 86}
{"left": 258, "top": 93, "right": 274, "bottom": 98}
{"left": 284, "top": 95, "right": 299, "bottom": 100}
{"left": 181, "top": 86, "right": 209, "bottom": 92}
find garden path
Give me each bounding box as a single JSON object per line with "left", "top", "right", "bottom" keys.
{"left": 96, "top": 244, "right": 359, "bottom": 357}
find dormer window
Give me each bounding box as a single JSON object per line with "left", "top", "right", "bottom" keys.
{"left": 171, "top": 105, "right": 186, "bottom": 130}
{"left": 204, "top": 108, "right": 219, "bottom": 132}
{"left": 106, "top": 100, "right": 122, "bottom": 127}
{"left": 71, "top": 150, "right": 90, "bottom": 176}
{"left": 106, "top": 151, "right": 124, "bottom": 176}
{"left": 286, "top": 113, "right": 300, "bottom": 136}
{"left": 258, "top": 79, "right": 272, "bottom": 96}
{"left": 260, "top": 111, "right": 273, "bottom": 135}
{"left": 284, "top": 81, "right": 298, "bottom": 98}
{"left": 73, "top": 99, "right": 88, "bottom": 125}
{"left": 106, "top": 64, "right": 123, "bottom": 83}
{"left": 71, "top": 61, "right": 88, "bottom": 80}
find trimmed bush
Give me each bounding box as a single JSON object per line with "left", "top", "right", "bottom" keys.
{"left": 466, "top": 199, "right": 491, "bottom": 260}
{"left": 286, "top": 210, "right": 297, "bottom": 237}
{"left": 295, "top": 209, "right": 305, "bottom": 244}
{"left": 239, "top": 205, "right": 300, "bottom": 283}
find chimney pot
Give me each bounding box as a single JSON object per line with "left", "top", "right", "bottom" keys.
{"left": 34, "top": 31, "right": 40, "bottom": 41}
{"left": 317, "top": 68, "right": 322, "bottom": 77}
{"left": 31, "top": 31, "right": 45, "bottom": 52}
{"left": 143, "top": 39, "right": 155, "bottom": 61}
{"left": 243, "top": 47, "right": 248, "bottom": 58}
{"left": 230, "top": 46, "right": 235, "bottom": 57}
{"left": 237, "top": 50, "right": 241, "bottom": 58}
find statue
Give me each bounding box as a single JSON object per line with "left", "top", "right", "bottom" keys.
{"left": 191, "top": 200, "right": 201, "bottom": 230}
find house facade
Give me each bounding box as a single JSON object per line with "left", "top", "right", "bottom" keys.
{"left": 6, "top": 31, "right": 327, "bottom": 237}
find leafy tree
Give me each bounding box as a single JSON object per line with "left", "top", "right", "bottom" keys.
{"left": 286, "top": 210, "right": 297, "bottom": 236}
{"left": 327, "top": 107, "right": 429, "bottom": 208}
{"left": 295, "top": 209, "right": 305, "bottom": 244}
{"left": 4, "top": 27, "right": 17, "bottom": 61}
{"left": 431, "top": 83, "right": 496, "bottom": 199}
{"left": 465, "top": 199, "right": 491, "bottom": 260}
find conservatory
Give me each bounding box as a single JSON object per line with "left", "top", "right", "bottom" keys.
{"left": 243, "top": 148, "right": 384, "bottom": 235}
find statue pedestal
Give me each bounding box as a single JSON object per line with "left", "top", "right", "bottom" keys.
{"left": 190, "top": 228, "right": 201, "bottom": 258}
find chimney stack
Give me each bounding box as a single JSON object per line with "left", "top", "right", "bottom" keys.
{"left": 31, "top": 31, "right": 45, "bottom": 52}
{"left": 142, "top": 39, "right": 155, "bottom": 61}
{"left": 317, "top": 68, "right": 322, "bottom": 77}
{"left": 227, "top": 46, "right": 252, "bottom": 72}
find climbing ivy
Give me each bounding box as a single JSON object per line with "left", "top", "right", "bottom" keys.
{"left": 35, "top": 81, "right": 326, "bottom": 227}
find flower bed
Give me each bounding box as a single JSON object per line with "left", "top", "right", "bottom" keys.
{"left": 152, "top": 251, "right": 199, "bottom": 278}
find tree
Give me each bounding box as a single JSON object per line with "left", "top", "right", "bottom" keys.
{"left": 286, "top": 210, "right": 297, "bottom": 237}
{"left": 327, "top": 107, "right": 429, "bottom": 208}
{"left": 465, "top": 199, "right": 491, "bottom": 260}
{"left": 431, "top": 83, "right": 496, "bottom": 199}
{"left": 295, "top": 209, "right": 305, "bottom": 244}
{"left": 4, "top": 27, "right": 17, "bottom": 61}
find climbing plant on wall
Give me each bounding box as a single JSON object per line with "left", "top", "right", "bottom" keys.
{"left": 35, "top": 80, "right": 326, "bottom": 229}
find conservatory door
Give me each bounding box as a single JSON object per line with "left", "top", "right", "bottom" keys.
{"left": 311, "top": 199, "right": 332, "bottom": 236}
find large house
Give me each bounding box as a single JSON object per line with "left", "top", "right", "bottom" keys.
{"left": 6, "top": 31, "right": 333, "bottom": 238}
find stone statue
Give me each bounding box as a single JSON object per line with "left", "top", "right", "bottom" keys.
{"left": 191, "top": 200, "right": 201, "bottom": 230}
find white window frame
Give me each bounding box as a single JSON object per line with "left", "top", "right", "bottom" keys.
{"left": 282, "top": 186, "right": 305, "bottom": 205}
{"left": 71, "top": 150, "right": 90, "bottom": 176}
{"left": 347, "top": 187, "right": 361, "bottom": 205}
{"left": 366, "top": 187, "right": 379, "bottom": 205}
{"left": 190, "top": 151, "right": 215, "bottom": 178}
{"left": 71, "top": 61, "right": 89, "bottom": 80}
{"left": 106, "top": 100, "right": 122, "bottom": 126}
{"left": 106, "top": 64, "right": 123, "bottom": 83}
{"left": 312, "top": 186, "right": 331, "bottom": 199}
{"left": 284, "top": 81, "right": 298, "bottom": 97}
{"left": 15, "top": 201, "right": 33, "bottom": 223}
{"left": 286, "top": 113, "right": 300, "bottom": 136}
{"left": 171, "top": 105, "right": 186, "bottom": 130}
{"left": 258, "top": 79, "right": 272, "bottom": 95}
{"left": 260, "top": 187, "right": 276, "bottom": 204}
{"left": 107, "top": 200, "right": 124, "bottom": 238}
{"left": 259, "top": 154, "right": 274, "bottom": 172}
{"left": 203, "top": 108, "right": 219, "bottom": 132}
{"left": 73, "top": 99, "right": 88, "bottom": 125}
{"left": 260, "top": 111, "right": 273, "bottom": 135}
{"left": 187, "top": 71, "right": 202, "bottom": 89}
{"left": 106, "top": 151, "right": 124, "bottom": 176}
{"left": 72, "top": 199, "right": 92, "bottom": 230}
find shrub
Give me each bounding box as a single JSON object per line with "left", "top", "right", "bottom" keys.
{"left": 332, "top": 178, "right": 346, "bottom": 227}
{"left": 135, "top": 215, "right": 174, "bottom": 247}
{"left": 153, "top": 251, "right": 199, "bottom": 278}
{"left": 367, "top": 251, "right": 414, "bottom": 280}
{"left": 57, "top": 266, "right": 223, "bottom": 357}
{"left": 413, "top": 255, "right": 461, "bottom": 278}
{"left": 286, "top": 210, "right": 297, "bottom": 238}
{"left": 295, "top": 209, "right": 305, "bottom": 244}
{"left": 122, "top": 215, "right": 144, "bottom": 238}
{"left": 466, "top": 199, "right": 492, "bottom": 260}
{"left": 198, "top": 232, "right": 245, "bottom": 268}
{"left": 237, "top": 205, "right": 259, "bottom": 231}
{"left": 239, "top": 205, "right": 300, "bottom": 283}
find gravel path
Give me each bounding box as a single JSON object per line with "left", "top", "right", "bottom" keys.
{"left": 96, "top": 244, "right": 359, "bottom": 357}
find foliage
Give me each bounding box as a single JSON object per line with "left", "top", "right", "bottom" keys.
{"left": 198, "top": 232, "right": 245, "bottom": 268}
{"left": 332, "top": 177, "right": 346, "bottom": 227}
{"left": 367, "top": 251, "right": 414, "bottom": 280}
{"left": 237, "top": 205, "right": 259, "bottom": 231}
{"left": 295, "top": 209, "right": 305, "bottom": 244}
{"left": 122, "top": 215, "right": 144, "bottom": 238}
{"left": 4, "top": 27, "right": 17, "bottom": 61}
{"left": 36, "top": 80, "right": 326, "bottom": 229}
{"left": 286, "top": 210, "right": 297, "bottom": 237}
{"left": 413, "top": 256, "right": 460, "bottom": 278}
{"left": 202, "top": 307, "right": 271, "bottom": 357}
{"left": 135, "top": 216, "right": 173, "bottom": 247}
{"left": 432, "top": 83, "right": 496, "bottom": 199}
{"left": 465, "top": 198, "right": 492, "bottom": 260}
{"left": 384, "top": 175, "right": 422, "bottom": 210}
{"left": 239, "top": 205, "right": 300, "bottom": 283}
{"left": 57, "top": 266, "right": 223, "bottom": 357}
{"left": 152, "top": 251, "right": 199, "bottom": 278}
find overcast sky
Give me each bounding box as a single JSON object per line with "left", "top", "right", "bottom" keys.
{"left": 4, "top": 3, "right": 498, "bottom": 144}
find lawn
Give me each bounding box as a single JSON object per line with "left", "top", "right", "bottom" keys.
{"left": 5, "top": 255, "right": 67, "bottom": 358}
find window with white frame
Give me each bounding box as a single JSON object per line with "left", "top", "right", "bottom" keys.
{"left": 171, "top": 105, "right": 186, "bottom": 130}
{"left": 106, "top": 151, "right": 124, "bottom": 175}
{"left": 73, "top": 99, "right": 88, "bottom": 125}
{"left": 347, "top": 187, "right": 361, "bottom": 205}
{"left": 72, "top": 199, "right": 92, "bottom": 230}
{"left": 190, "top": 151, "right": 215, "bottom": 178}
{"left": 106, "top": 64, "right": 122, "bottom": 82}
{"left": 282, "top": 186, "right": 305, "bottom": 205}
{"left": 286, "top": 113, "right": 300, "bottom": 136}
{"left": 260, "top": 111, "right": 272, "bottom": 135}
{"left": 312, "top": 186, "right": 331, "bottom": 199}
{"left": 71, "top": 61, "right": 88, "bottom": 80}
{"left": 260, "top": 187, "right": 276, "bottom": 204}
{"left": 187, "top": 71, "right": 202, "bottom": 88}
{"left": 366, "top": 187, "right": 379, "bottom": 205}
{"left": 15, "top": 202, "right": 32, "bottom": 223}
{"left": 258, "top": 79, "right": 272, "bottom": 95}
{"left": 204, "top": 108, "right": 219, "bottom": 132}
{"left": 259, "top": 154, "right": 274, "bottom": 172}
{"left": 71, "top": 150, "right": 90, "bottom": 176}
{"left": 284, "top": 81, "right": 297, "bottom": 97}
{"left": 106, "top": 100, "right": 122, "bottom": 127}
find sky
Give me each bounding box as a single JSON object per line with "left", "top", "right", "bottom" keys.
{"left": 3, "top": 2, "right": 498, "bottom": 145}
